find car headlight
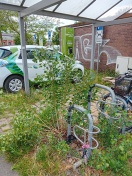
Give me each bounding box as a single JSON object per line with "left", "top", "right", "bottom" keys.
{"left": 0, "top": 59, "right": 8, "bottom": 67}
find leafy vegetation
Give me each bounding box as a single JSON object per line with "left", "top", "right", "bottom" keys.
{"left": 88, "top": 112, "right": 132, "bottom": 174}
{"left": 0, "top": 10, "right": 61, "bottom": 46}
{"left": 0, "top": 59, "right": 132, "bottom": 175}
{"left": 52, "top": 27, "right": 60, "bottom": 45}
{"left": 0, "top": 112, "right": 41, "bottom": 159}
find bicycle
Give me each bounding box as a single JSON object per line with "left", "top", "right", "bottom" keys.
{"left": 101, "top": 72, "right": 132, "bottom": 133}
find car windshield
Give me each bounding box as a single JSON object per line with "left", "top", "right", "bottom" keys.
{"left": 0, "top": 49, "right": 4, "bottom": 58}
{"left": 0, "top": 49, "right": 12, "bottom": 59}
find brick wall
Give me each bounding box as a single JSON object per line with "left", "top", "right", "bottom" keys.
{"left": 99, "top": 24, "right": 132, "bottom": 72}
{"left": 74, "top": 24, "right": 92, "bottom": 69}
{"left": 60, "top": 23, "right": 132, "bottom": 72}
{"left": 103, "top": 24, "right": 132, "bottom": 56}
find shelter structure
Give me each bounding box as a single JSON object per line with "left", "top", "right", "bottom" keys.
{"left": 0, "top": 0, "right": 132, "bottom": 94}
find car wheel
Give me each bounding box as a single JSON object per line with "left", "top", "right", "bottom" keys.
{"left": 4, "top": 75, "right": 24, "bottom": 93}
{"left": 72, "top": 69, "right": 83, "bottom": 83}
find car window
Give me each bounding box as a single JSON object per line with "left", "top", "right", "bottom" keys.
{"left": 19, "top": 49, "right": 36, "bottom": 59}
{"left": 0, "top": 49, "right": 3, "bottom": 58}
{"left": 18, "top": 48, "right": 61, "bottom": 61}
{"left": 0, "top": 49, "right": 12, "bottom": 59}
{"left": 26, "top": 50, "right": 35, "bottom": 59}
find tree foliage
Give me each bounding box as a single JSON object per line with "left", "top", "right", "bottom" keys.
{"left": 14, "top": 33, "right": 34, "bottom": 45}
{"left": 52, "top": 27, "right": 60, "bottom": 45}
{"left": 0, "top": 10, "right": 18, "bottom": 45}
{"left": 0, "top": 10, "right": 61, "bottom": 46}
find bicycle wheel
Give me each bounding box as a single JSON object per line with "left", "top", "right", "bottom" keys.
{"left": 101, "top": 93, "right": 132, "bottom": 133}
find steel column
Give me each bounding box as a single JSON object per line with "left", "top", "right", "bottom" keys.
{"left": 18, "top": 13, "right": 30, "bottom": 95}
{"left": 97, "top": 43, "right": 100, "bottom": 73}
{"left": 90, "top": 24, "right": 95, "bottom": 70}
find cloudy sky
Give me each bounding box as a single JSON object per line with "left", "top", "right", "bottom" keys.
{"left": 59, "top": 19, "right": 75, "bottom": 27}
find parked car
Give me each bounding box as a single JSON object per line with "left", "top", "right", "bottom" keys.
{"left": 0, "top": 45, "right": 84, "bottom": 93}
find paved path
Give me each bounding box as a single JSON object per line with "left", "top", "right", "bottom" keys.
{"left": 0, "top": 117, "right": 19, "bottom": 176}
{"left": 0, "top": 155, "right": 19, "bottom": 176}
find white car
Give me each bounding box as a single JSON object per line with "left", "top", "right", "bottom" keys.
{"left": 0, "top": 45, "right": 84, "bottom": 93}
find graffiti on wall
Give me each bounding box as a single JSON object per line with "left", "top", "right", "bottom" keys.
{"left": 75, "top": 34, "right": 122, "bottom": 65}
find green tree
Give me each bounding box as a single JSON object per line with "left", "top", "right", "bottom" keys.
{"left": 14, "top": 33, "right": 34, "bottom": 45}
{"left": 52, "top": 27, "right": 60, "bottom": 45}
{"left": 14, "top": 34, "right": 20, "bottom": 45}
{"left": 0, "top": 10, "right": 18, "bottom": 46}
{"left": 0, "top": 10, "right": 61, "bottom": 46}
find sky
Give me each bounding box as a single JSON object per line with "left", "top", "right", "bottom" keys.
{"left": 59, "top": 19, "right": 76, "bottom": 27}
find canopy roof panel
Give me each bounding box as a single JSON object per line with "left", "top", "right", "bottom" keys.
{"left": 0, "top": 0, "right": 23, "bottom": 6}
{"left": 47, "top": 0, "right": 94, "bottom": 16}
{"left": 79, "top": 0, "right": 122, "bottom": 19}
{"left": 24, "top": 0, "right": 42, "bottom": 7}
{"left": 99, "top": 0, "right": 132, "bottom": 21}
{"left": 0, "top": 0, "right": 132, "bottom": 26}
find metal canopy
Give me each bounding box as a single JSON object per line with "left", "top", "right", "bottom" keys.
{"left": 0, "top": 0, "right": 132, "bottom": 26}
{"left": 0, "top": 0, "right": 132, "bottom": 95}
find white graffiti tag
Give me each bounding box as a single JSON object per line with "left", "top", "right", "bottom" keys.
{"left": 75, "top": 34, "right": 122, "bottom": 65}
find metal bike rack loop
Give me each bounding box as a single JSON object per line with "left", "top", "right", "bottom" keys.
{"left": 66, "top": 104, "right": 100, "bottom": 161}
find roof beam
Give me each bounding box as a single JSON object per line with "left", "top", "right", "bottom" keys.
{"left": 36, "top": 10, "right": 99, "bottom": 23}
{"left": 20, "top": 0, "right": 66, "bottom": 17}
{"left": 0, "top": 3, "right": 24, "bottom": 11}
{"left": 20, "top": 0, "right": 26, "bottom": 6}
{"left": 95, "top": 17, "right": 132, "bottom": 27}
{"left": 53, "top": 1, "right": 63, "bottom": 12}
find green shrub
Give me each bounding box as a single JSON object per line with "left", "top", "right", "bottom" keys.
{"left": 0, "top": 111, "right": 41, "bottom": 158}
{"left": 89, "top": 133, "right": 132, "bottom": 174}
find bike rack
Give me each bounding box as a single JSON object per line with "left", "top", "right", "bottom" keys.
{"left": 66, "top": 84, "right": 129, "bottom": 168}
{"left": 88, "top": 84, "right": 116, "bottom": 119}
{"left": 66, "top": 104, "right": 100, "bottom": 168}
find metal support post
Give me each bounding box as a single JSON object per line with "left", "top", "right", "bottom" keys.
{"left": 97, "top": 43, "right": 100, "bottom": 73}
{"left": 18, "top": 13, "right": 30, "bottom": 95}
{"left": 90, "top": 24, "right": 96, "bottom": 70}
